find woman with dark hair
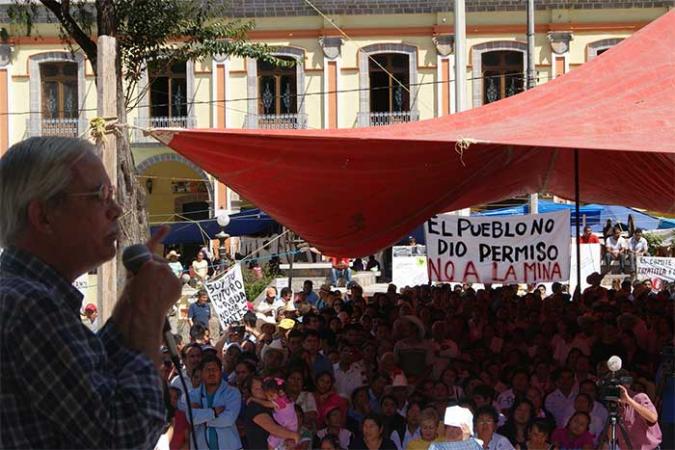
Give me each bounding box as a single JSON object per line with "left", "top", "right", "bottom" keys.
{"left": 347, "top": 386, "right": 372, "bottom": 434}
{"left": 287, "top": 368, "right": 319, "bottom": 430}
{"left": 313, "top": 371, "right": 348, "bottom": 428}
{"left": 241, "top": 375, "right": 299, "bottom": 450}
{"left": 315, "top": 406, "right": 353, "bottom": 450}
{"left": 318, "top": 433, "right": 344, "bottom": 450}
{"left": 516, "top": 419, "right": 557, "bottom": 450}
{"left": 550, "top": 412, "right": 593, "bottom": 450}
{"left": 498, "top": 398, "right": 535, "bottom": 449}
{"left": 379, "top": 395, "right": 406, "bottom": 443}
{"left": 348, "top": 414, "right": 397, "bottom": 450}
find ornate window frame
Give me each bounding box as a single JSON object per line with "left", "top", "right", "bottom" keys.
{"left": 471, "top": 41, "right": 527, "bottom": 108}
{"left": 358, "top": 43, "right": 418, "bottom": 126}
{"left": 246, "top": 46, "right": 306, "bottom": 129}
{"left": 28, "top": 51, "right": 87, "bottom": 136}
{"left": 587, "top": 38, "right": 624, "bottom": 61}
{"left": 137, "top": 60, "right": 196, "bottom": 132}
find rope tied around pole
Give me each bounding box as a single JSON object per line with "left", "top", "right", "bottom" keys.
{"left": 87, "top": 116, "right": 122, "bottom": 143}
{"left": 454, "top": 137, "right": 477, "bottom": 167}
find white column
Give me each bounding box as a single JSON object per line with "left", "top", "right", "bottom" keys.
{"left": 454, "top": 0, "right": 467, "bottom": 112}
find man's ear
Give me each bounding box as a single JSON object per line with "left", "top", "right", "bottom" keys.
{"left": 26, "top": 199, "right": 55, "bottom": 235}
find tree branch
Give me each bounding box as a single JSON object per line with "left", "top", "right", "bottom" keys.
{"left": 40, "top": 0, "right": 98, "bottom": 69}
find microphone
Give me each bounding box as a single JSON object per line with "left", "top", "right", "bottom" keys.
{"left": 607, "top": 355, "right": 622, "bottom": 373}
{"left": 122, "top": 244, "right": 181, "bottom": 365}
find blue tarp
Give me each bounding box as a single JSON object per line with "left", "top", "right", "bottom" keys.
{"left": 584, "top": 204, "right": 662, "bottom": 232}
{"left": 150, "top": 208, "right": 280, "bottom": 245}
{"left": 658, "top": 217, "right": 675, "bottom": 229}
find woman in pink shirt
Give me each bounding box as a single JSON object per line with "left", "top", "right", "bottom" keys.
{"left": 550, "top": 412, "right": 594, "bottom": 450}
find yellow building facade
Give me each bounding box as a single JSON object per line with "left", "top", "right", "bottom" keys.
{"left": 0, "top": 1, "right": 671, "bottom": 228}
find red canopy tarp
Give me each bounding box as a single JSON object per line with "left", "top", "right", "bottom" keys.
{"left": 154, "top": 11, "right": 675, "bottom": 257}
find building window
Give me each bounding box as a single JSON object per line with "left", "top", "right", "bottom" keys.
{"left": 482, "top": 51, "right": 524, "bottom": 104}
{"left": 369, "top": 53, "right": 410, "bottom": 113}
{"left": 39, "top": 62, "right": 78, "bottom": 136}
{"left": 587, "top": 39, "right": 623, "bottom": 61}
{"left": 149, "top": 61, "right": 187, "bottom": 119}
{"left": 257, "top": 56, "right": 297, "bottom": 116}
{"left": 247, "top": 50, "right": 306, "bottom": 129}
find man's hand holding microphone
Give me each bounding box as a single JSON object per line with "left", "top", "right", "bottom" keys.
{"left": 111, "top": 226, "right": 182, "bottom": 367}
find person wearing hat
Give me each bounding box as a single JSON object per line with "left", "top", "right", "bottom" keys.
{"left": 393, "top": 315, "right": 433, "bottom": 378}
{"left": 166, "top": 250, "right": 184, "bottom": 278}
{"left": 81, "top": 303, "right": 99, "bottom": 332}
{"left": 582, "top": 272, "right": 607, "bottom": 301}
{"left": 428, "top": 406, "right": 482, "bottom": 450}
{"left": 384, "top": 373, "right": 415, "bottom": 417}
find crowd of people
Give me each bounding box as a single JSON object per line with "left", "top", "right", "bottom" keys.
{"left": 159, "top": 277, "right": 673, "bottom": 450}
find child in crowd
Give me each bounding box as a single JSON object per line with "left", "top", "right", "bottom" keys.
{"left": 251, "top": 377, "right": 299, "bottom": 450}
{"left": 550, "top": 412, "right": 594, "bottom": 450}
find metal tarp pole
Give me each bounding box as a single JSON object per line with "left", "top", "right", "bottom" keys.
{"left": 574, "top": 148, "right": 582, "bottom": 297}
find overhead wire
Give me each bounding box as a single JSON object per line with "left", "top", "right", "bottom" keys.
{"left": 0, "top": 72, "right": 552, "bottom": 117}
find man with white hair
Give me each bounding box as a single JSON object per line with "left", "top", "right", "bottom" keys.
{"left": 0, "top": 137, "right": 181, "bottom": 448}
{"left": 428, "top": 406, "right": 482, "bottom": 450}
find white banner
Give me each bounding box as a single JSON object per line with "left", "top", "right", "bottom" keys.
{"left": 204, "top": 264, "right": 247, "bottom": 328}
{"left": 569, "top": 242, "right": 602, "bottom": 294}
{"left": 425, "top": 211, "right": 571, "bottom": 284}
{"left": 637, "top": 257, "right": 675, "bottom": 283}
{"left": 392, "top": 246, "right": 429, "bottom": 287}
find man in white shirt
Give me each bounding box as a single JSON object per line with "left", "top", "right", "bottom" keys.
{"left": 604, "top": 226, "right": 627, "bottom": 273}
{"left": 255, "top": 287, "right": 283, "bottom": 321}
{"left": 333, "top": 344, "right": 367, "bottom": 399}
{"left": 545, "top": 368, "right": 579, "bottom": 427}
{"left": 626, "top": 228, "right": 649, "bottom": 273}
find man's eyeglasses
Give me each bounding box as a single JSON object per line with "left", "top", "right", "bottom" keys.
{"left": 65, "top": 184, "right": 116, "bottom": 205}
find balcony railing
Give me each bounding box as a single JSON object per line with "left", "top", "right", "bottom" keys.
{"left": 133, "top": 116, "right": 196, "bottom": 143}
{"left": 358, "top": 110, "right": 419, "bottom": 127}
{"left": 245, "top": 113, "right": 308, "bottom": 130}
{"left": 26, "top": 118, "right": 81, "bottom": 137}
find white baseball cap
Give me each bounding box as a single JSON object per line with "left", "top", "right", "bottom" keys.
{"left": 444, "top": 406, "right": 474, "bottom": 436}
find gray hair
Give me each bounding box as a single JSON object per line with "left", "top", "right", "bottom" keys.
{"left": 0, "top": 136, "right": 95, "bottom": 247}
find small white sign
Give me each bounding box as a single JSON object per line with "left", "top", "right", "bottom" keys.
{"left": 204, "top": 264, "right": 247, "bottom": 327}
{"left": 637, "top": 256, "right": 675, "bottom": 283}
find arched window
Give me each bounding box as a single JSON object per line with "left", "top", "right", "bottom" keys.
{"left": 40, "top": 62, "right": 78, "bottom": 136}
{"left": 149, "top": 61, "right": 188, "bottom": 122}
{"left": 471, "top": 41, "right": 527, "bottom": 108}
{"left": 587, "top": 38, "right": 624, "bottom": 61}
{"left": 28, "top": 52, "right": 86, "bottom": 137}
{"left": 482, "top": 51, "right": 524, "bottom": 104}
{"left": 369, "top": 53, "right": 410, "bottom": 114}
{"left": 257, "top": 56, "right": 298, "bottom": 127}
{"left": 134, "top": 59, "right": 196, "bottom": 141}
{"left": 246, "top": 47, "right": 306, "bottom": 129}
{"left": 358, "top": 43, "right": 418, "bottom": 127}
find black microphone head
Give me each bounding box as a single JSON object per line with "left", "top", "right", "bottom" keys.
{"left": 122, "top": 244, "right": 153, "bottom": 274}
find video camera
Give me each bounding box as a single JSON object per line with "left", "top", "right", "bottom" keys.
{"left": 597, "top": 356, "right": 632, "bottom": 410}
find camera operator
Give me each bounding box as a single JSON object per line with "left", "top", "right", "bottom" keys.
{"left": 615, "top": 371, "right": 662, "bottom": 450}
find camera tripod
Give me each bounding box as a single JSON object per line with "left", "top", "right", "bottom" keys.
{"left": 602, "top": 406, "right": 633, "bottom": 450}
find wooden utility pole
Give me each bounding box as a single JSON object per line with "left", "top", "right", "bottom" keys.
{"left": 96, "top": 35, "right": 118, "bottom": 322}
